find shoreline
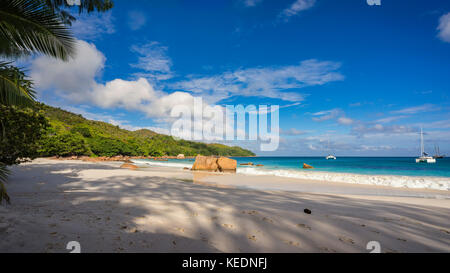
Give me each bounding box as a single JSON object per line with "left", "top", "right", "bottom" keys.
{"left": 130, "top": 159, "right": 450, "bottom": 192}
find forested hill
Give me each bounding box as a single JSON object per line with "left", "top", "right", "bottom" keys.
{"left": 37, "top": 104, "right": 255, "bottom": 157}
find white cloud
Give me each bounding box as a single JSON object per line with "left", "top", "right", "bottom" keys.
{"left": 279, "top": 0, "right": 315, "bottom": 21}
{"left": 311, "top": 108, "right": 342, "bottom": 122}
{"left": 337, "top": 117, "right": 354, "bottom": 125}
{"left": 281, "top": 128, "right": 308, "bottom": 136}
{"left": 31, "top": 40, "right": 106, "bottom": 99}
{"left": 351, "top": 124, "right": 417, "bottom": 136}
{"left": 91, "top": 78, "right": 157, "bottom": 110}
{"left": 71, "top": 12, "right": 115, "bottom": 40}
{"left": 30, "top": 39, "right": 197, "bottom": 120}
{"left": 375, "top": 115, "right": 408, "bottom": 124}
{"left": 390, "top": 104, "right": 439, "bottom": 115}
{"left": 437, "top": 12, "right": 450, "bottom": 43}
{"left": 128, "top": 10, "right": 147, "bottom": 31}
{"left": 416, "top": 119, "right": 450, "bottom": 129}
{"left": 130, "top": 42, "right": 174, "bottom": 81}
{"left": 174, "top": 59, "right": 343, "bottom": 104}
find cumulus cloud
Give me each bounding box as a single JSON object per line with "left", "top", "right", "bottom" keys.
{"left": 279, "top": 0, "right": 315, "bottom": 21}
{"left": 31, "top": 40, "right": 106, "bottom": 99}
{"left": 30, "top": 40, "right": 196, "bottom": 120}
{"left": 174, "top": 59, "right": 343, "bottom": 104}
{"left": 71, "top": 11, "right": 115, "bottom": 40}
{"left": 437, "top": 12, "right": 450, "bottom": 43}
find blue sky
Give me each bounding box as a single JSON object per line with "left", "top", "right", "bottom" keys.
{"left": 28, "top": 0, "right": 450, "bottom": 156}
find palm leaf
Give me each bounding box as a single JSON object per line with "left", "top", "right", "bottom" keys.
{"left": 45, "top": 0, "right": 114, "bottom": 26}
{"left": 45, "top": 0, "right": 114, "bottom": 13}
{"left": 0, "top": 62, "right": 35, "bottom": 107}
{"left": 0, "top": 163, "right": 11, "bottom": 204}
{"left": 0, "top": 0, "right": 76, "bottom": 60}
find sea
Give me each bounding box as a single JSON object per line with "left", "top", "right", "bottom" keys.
{"left": 131, "top": 157, "right": 450, "bottom": 191}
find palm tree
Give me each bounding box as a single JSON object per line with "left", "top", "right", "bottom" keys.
{"left": 0, "top": 0, "right": 75, "bottom": 204}
{"left": 0, "top": 0, "right": 113, "bottom": 204}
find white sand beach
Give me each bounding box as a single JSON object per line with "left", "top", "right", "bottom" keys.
{"left": 1, "top": 158, "right": 449, "bottom": 253}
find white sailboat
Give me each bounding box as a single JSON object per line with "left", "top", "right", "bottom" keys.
{"left": 325, "top": 137, "right": 336, "bottom": 160}
{"left": 416, "top": 128, "right": 436, "bottom": 163}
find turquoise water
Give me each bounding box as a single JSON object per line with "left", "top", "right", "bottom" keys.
{"left": 157, "top": 157, "right": 450, "bottom": 178}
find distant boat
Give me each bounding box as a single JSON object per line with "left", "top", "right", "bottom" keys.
{"left": 325, "top": 136, "right": 337, "bottom": 160}
{"left": 416, "top": 128, "right": 436, "bottom": 163}
{"left": 433, "top": 145, "right": 445, "bottom": 159}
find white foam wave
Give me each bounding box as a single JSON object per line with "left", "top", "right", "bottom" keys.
{"left": 237, "top": 167, "right": 450, "bottom": 191}
{"left": 131, "top": 159, "right": 192, "bottom": 169}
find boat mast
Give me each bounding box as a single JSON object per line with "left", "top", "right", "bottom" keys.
{"left": 327, "top": 136, "right": 330, "bottom": 155}
{"left": 420, "top": 127, "right": 424, "bottom": 157}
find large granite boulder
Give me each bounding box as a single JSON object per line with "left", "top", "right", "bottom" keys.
{"left": 303, "top": 163, "right": 314, "bottom": 169}
{"left": 177, "top": 154, "right": 185, "bottom": 159}
{"left": 192, "top": 155, "right": 219, "bottom": 171}
{"left": 217, "top": 157, "right": 237, "bottom": 172}
{"left": 192, "top": 155, "right": 237, "bottom": 172}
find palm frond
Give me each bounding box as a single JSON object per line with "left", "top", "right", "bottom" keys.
{"left": 0, "top": 163, "right": 11, "bottom": 204}
{"left": 0, "top": 0, "right": 76, "bottom": 60}
{"left": 45, "top": 0, "right": 114, "bottom": 26}
{"left": 0, "top": 62, "right": 35, "bottom": 107}
{"left": 45, "top": 0, "right": 114, "bottom": 14}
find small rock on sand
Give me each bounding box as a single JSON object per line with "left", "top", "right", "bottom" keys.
{"left": 120, "top": 163, "right": 139, "bottom": 170}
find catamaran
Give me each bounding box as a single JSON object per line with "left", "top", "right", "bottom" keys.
{"left": 416, "top": 128, "right": 436, "bottom": 163}
{"left": 325, "top": 137, "right": 336, "bottom": 160}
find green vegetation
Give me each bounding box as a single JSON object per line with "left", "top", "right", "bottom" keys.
{"left": 0, "top": 105, "right": 49, "bottom": 203}
{"left": 37, "top": 103, "right": 256, "bottom": 158}
{"left": 0, "top": 105, "right": 49, "bottom": 165}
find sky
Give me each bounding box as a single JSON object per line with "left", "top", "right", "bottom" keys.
{"left": 26, "top": 0, "right": 450, "bottom": 156}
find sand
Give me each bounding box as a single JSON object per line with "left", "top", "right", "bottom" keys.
{"left": 0, "top": 158, "right": 449, "bottom": 253}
